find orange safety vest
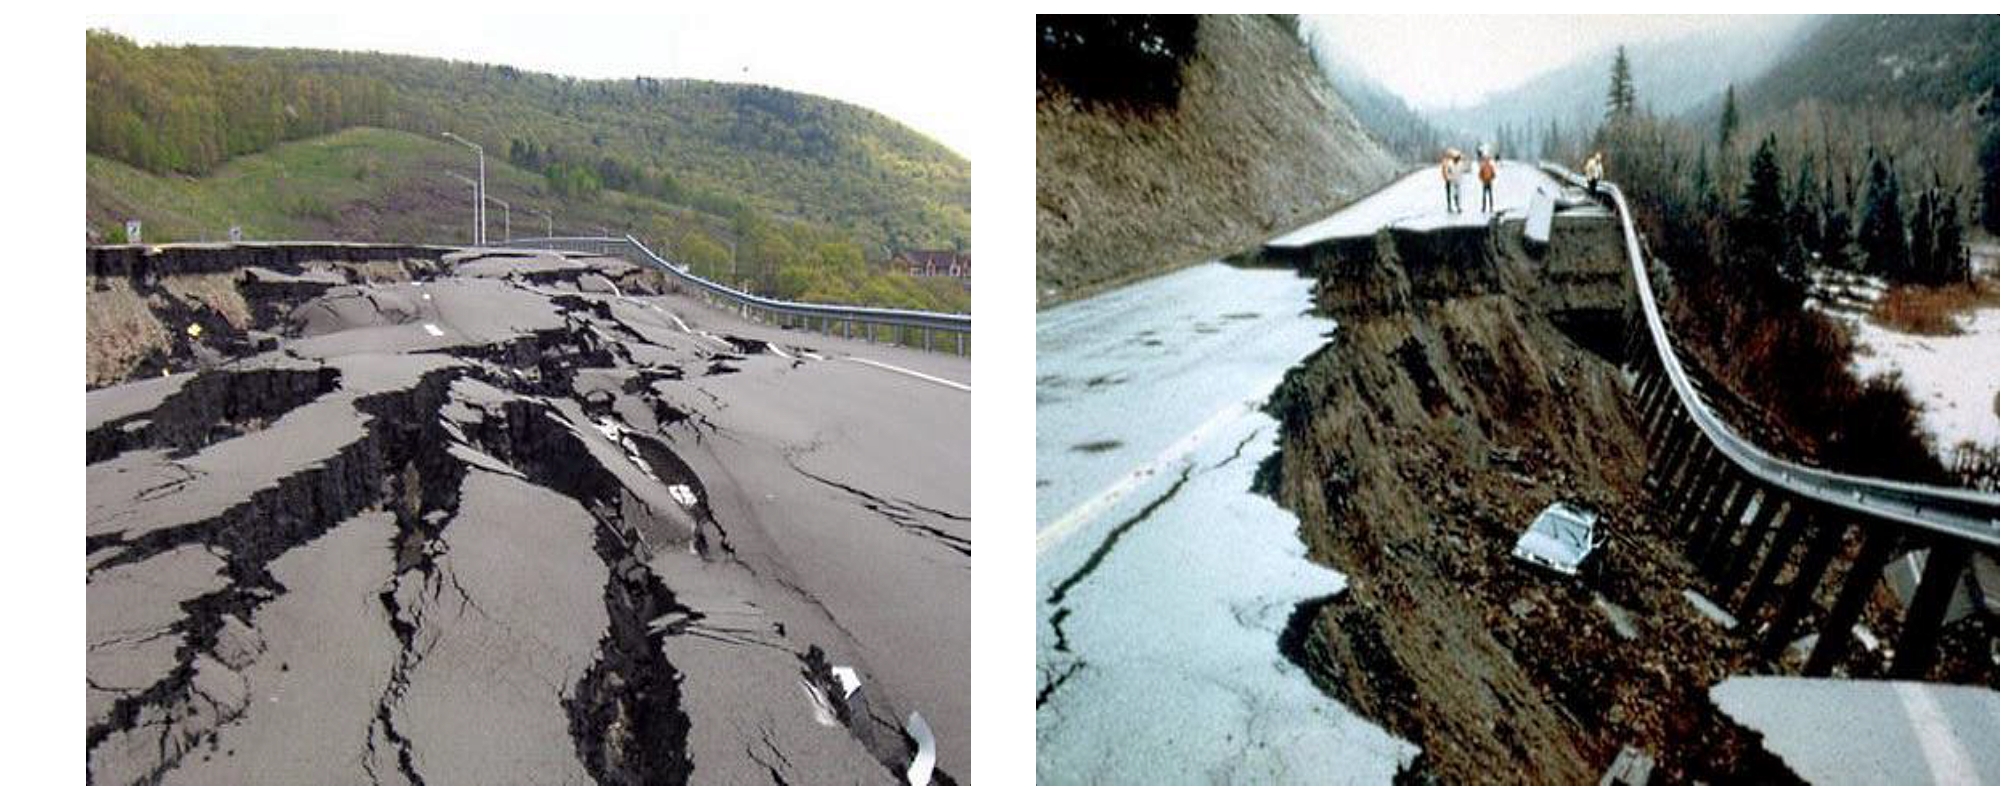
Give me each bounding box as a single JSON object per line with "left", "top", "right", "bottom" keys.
{"left": 1479, "top": 159, "right": 1496, "bottom": 184}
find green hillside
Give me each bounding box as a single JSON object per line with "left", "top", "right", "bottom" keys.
{"left": 85, "top": 30, "right": 970, "bottom": 313}
{"left": 87, "top": 127, "right": 969, "bottom": 314}
{"left": 87, "top": 30, "right": 968, "bottom": 252}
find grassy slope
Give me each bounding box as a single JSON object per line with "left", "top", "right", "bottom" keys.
{"left": 87, "top": 127, "right": 970, "bottom": 313}
{"left": 90, "top": 126, "right": 670, "bottom": 242}
{"left": 204, "top": 46, "right": 969, "bottom": 251}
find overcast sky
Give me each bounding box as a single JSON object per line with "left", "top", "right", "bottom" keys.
{"left": 1302, "top": 15, "right": 1799, "bottom": 111}
{"left": 86, "top": 13, "right": 975, "bottom": 159}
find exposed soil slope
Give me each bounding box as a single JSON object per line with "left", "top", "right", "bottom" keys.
{"left": 1036, "top": 15, "right": 1397, "bottom": 306}
{"left": 1264, "top": 215, "right": 1795, "bottom": 783}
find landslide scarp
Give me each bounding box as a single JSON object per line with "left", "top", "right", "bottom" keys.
{"left": 1263, "top": 213, "right": 1793, "bottom": 783}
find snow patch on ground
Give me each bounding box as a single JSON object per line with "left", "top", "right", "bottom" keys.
{"left": 1849, "top": 307, "right": 2000, "bottom": 453}
{"left": 1811, "top": 269, "right": 2000, "bottom": 455}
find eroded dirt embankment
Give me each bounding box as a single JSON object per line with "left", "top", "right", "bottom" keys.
{"left": 1036, "top": 15, "right": 1398, "bottom": 306}
{"left": 1263, "top": 215, "right": 1797, "bottom": 783}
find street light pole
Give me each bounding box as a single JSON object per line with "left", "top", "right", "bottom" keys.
{"left": 446, "top": 171, "right": 479, "bottom": 245}
{"left": 485, "top": 195, "right": 511, "bottom": 244}
{"left": 441, "top": 132, "right": 485, "bottom": 245}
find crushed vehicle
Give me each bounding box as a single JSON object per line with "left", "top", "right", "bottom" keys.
{"left": 1511, "top": 501, "right": 1603, "bottom": 576}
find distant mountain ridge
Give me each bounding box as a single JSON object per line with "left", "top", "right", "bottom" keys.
{"left": 1427, "top": 17, "right": 1813, "bottom": 141}
{"left": 1731, "top": 14, "right": 1998, "bottom": 118}
{"left": 1298, "top": 28, "right": 1443, "bottom": 164}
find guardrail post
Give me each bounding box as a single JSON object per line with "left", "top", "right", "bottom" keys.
{"left": 1648, "top": 415, "right": 1697, "bottom": 491}
{"left": 1640, "top": 370, "right": 1676, "bottom": 434}
{"left": 1679, "top": 469, "right": 1741, "bottom": 542}
{"left": 924, "top": 327, "right": 933, "bottom": 352}
{"left": 957, "top": 331, "right": 965, "bottom": 356}
{"left": 1760, "top": 515, "right": 1848, "bottom": 660}
{"left": 1716, "top": 496, "right": 1786, "bottom": 599}
{"left": 1890, "top": 539, "right": 1973, "bottom": 679}
{"left": 1739, "top": 503, "right": 1810, "bottom": 620}
{"left": 1681, "top": 468, "right": 1745, "bottom": 544}
{"left": 1804, "top": 525, "right": 1901, "bottom": 675}
{"left": 1665, "top": 449, "right": 1724, "bottom": 529}
{"left": 1693, "top": 481, "right": 1758, "bottom": 571}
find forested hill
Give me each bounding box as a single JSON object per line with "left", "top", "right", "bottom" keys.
{"left": 84, "top": 30, "right": 969, "bottom": 253}
{"left": 1711, "top": 14, "right": 1999, "bottom": 235}
{"left": 1734, "top": 14, "right": 1998, "bottom": 117}
{"left": 1428, "top": 17, "right": 1809, "bottom": 142}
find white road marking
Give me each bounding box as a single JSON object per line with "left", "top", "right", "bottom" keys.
{"left": 422, "top": 323, "right": 444, "bottom": 337}
{"left": 844, "top": 357, "right": 970, "bottom": 393}
{"left": 1036, "top": 393, "right": 1262, "bottom": 556}
{"left": 1896, "top": 680, "right": 1980, "bottom": 785}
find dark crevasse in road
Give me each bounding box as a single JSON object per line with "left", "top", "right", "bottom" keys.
{"left": 86, "top": 248, "right": 967, "bottom": 785}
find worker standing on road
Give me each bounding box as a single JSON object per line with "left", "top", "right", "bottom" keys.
{"left": 1441, "top": 149, "right": 1462, "bottom": 213}
{"left": 1478, "top": 151, "right": 1497, "bottom": 213}
{"left": 1584, "top": 152, "right": 1605, "bottom": 193}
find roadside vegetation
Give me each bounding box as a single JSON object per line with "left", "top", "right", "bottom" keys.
{"left": 84, "top": 30, "right": 969, "bottom": 314}
{"left": 1871, "top": 278, "right": 1999, "bottom": 336}
{"left": 1554, "top": 16, "right": 1999, "bottom": 485}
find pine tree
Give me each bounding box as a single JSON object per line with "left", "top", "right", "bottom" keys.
{"left": 1692, "top": 147, "right": 1717, "bottom": 214}
{"left": 1908, "top": 185, "right": 1937, "bottom": 283}
{"left": 1820, "top": 166, "right": 1858, "bottom": 269}
{"left": 1606, "top": 46, "right": 1637, "bottom": 123}
{"left": 1736, "top": 135, "right": 1790, "bottom": 294}
{"left": 1718, "top": 84, "right": 1740, "bottom": 151}
{"left": 1787, "top": 156, "right": 1821, "bottom": 271}
{"left": 1857, "top": 152, "right": 1907, "bottom": 279}
{"left": 1937, "top": 190, "right": 1967, "bottom": 283}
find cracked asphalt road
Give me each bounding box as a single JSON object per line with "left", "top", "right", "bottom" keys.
{"left": 86, "top": 248, "right": 968, "bottom": 784}
{"left": 1034, "top": 261, "right": 1414, "bottom": 783}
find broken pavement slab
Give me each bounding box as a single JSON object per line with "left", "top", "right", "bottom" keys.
{"left": 86, "top": 246, "right": 969, "bottom": 784}
{"left": 1712, "top": 676, "right": 1999, "bottom": 785}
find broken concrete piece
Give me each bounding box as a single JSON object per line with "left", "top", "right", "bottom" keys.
{"left": 905, "top": 711, "right": 936, "bottom": 786}
{"left": 832, "top": 665, "right": 862, "bottom": 699}
{"left": 1598, "top": 744, "right": 1653, "bottom": 785}
{"left": 1593, "top": 593, "right": 1640, "bottom": 641}
{"left": 1712, "top": 676, "right": 1999, "bottom": 785}
{"left": 1681, "top": 589, "right": 1738, "bottom": 630}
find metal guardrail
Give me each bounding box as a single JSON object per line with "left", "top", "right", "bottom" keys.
{"left": 508, "top": 235, "right": 972, "bottom": 353}
{"left": 1538, "top": 162, "right": 1999, "bottom": 547}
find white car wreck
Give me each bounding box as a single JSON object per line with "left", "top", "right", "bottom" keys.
{"left": 1511, "top": 502, "right": 1603, "bottom": 576}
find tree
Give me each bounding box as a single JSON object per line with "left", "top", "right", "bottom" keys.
{"left": 1717, "top": 84, "right": 1740, "bottom": 151}
{"left": 1856, "top": 152, "right": 1907, "bottom": 278}
{"left": 1820, "top": 165, "right": 1856, "bottom": 269}
{"left": 1734, "top": 134, "right": 1793, "bottom": 297}
{"left": 1605, "top": 46, "right": 1637, "bottom": 123}
{"left": 1785, "top": 155, "right": 1820, "bottom": 276}
{"left": 1936, "top": 191, "right": 1966, "bottom": 283}
{"left": 1909, "top": 185, "right": 1938, "bottom": 282}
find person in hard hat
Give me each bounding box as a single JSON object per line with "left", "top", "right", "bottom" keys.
{"left": 1441, "top": 149, "right": 1463, "bottom": 213}
{"left": 1584, "top": 152, "right": 1605, "bottom": 194}
{"left": 1478, "top": 150, "right": 1498, "bottom": 213}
